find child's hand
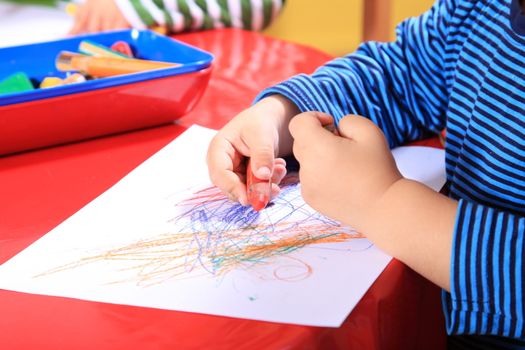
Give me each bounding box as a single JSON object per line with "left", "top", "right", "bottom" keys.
{"left": 289, "top": 112, "right": 403, "bottom": 229}
{"left": 206, "top": 96, "right": 299, "bottom": 206}
{"left": 69, "top": 0, "right": 131, "bottom": 35}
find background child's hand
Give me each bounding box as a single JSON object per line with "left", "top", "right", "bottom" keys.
{"left": 289, "top": 112, "right": 403, "bottom": 229}
{"left": 206, "top": 96, "right": 299, "bottom": 206}
{"left": 69, "top": 0, "right": 131, "bottom": 35}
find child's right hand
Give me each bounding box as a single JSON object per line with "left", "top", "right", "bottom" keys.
{"left": 69, "top": 0, "right": 131, "bottom": 35}
{"left": 206, "top": 95, "right": 299, "bottom": 206}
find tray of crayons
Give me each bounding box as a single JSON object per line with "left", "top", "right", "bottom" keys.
{"left": 0, "top": 29, "right": 213, "bottom": 156}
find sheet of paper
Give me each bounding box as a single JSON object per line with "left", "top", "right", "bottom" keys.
{"left": 0, "top": 125, "right": 445, "bottom": 327}
{"left": 0, "top": 3, "right": 72, "bottom": 48}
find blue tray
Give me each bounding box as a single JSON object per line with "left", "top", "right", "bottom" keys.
{"left": 0, "top": 29, "right": 214, "bottom": 106}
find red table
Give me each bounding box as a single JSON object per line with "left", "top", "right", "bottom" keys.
{"left": 0, "top": 29, "right": 446, "bottom": 350}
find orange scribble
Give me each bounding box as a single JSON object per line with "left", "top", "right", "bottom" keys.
{"left": 35, "top": 178, "right": 365, "bottom": 287}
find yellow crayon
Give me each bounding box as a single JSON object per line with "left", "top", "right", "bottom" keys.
{"left": 40, "top": 77, "right": 64, "bottom": 89}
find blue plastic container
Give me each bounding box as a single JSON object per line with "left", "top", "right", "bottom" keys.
{"left": 0, "top": 29, "right": 213, "bottom": 106}
{"left": 0, "top": 29, "right": 214, "bottom": 155}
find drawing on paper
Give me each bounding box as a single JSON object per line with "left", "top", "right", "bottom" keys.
{"left": 0, "top": 126, "right": 443, "bottom": 327}
{"left": 35, "top": 176, "right": 368, "bottom": 286}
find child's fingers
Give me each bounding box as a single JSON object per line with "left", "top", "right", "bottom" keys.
{"left": 114, "top": 17, "right": 131, "bottom": 31}
{"left": 314, "top": 112, "right": 336, "bottom": 128}
{"left": 210, "top": 165, "right": 248, "bottom": 206}
{"left": 102, "top": 9, "right": 129, "bottom": 31}
{"left": 289, "top": 111, "right": 335, "bottom": 145}
{"left": 337, "top": 115, "right": 385, "bottom": 143}
{"left": 271, "top": 161, "right": 287, "bottom": 185}
{"left": 274, "top": 157, "right": 286, "bottom": 167}
{"left": 101, "top": 13, "right": 116, "bottom": 32}
{"left": 244, "top": 129, "right": 277, "bottom": 181}
{"left": 87, "top": 15, "right": 103, "bottom": 33}
{"left": 207, "top": 137, "right": 248, "bottom": 205}
{"left": 270, "top": 183, "right": 281, "bottom": 198}
{"left": 68, "top": 7, "right": 89, "bottom": 35}
{"left": 220, "top": 171, "right": 248, "bottom": 206}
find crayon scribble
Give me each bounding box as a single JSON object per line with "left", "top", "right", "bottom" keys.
{"left": 36, "top": 177, "right": 366, "bottom": 286}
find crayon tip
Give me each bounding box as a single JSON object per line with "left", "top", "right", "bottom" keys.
{"left": 246, "top": 158, "right": 271, "bottom": 211}
{"left": 250, "top": 193, "right": 269, "bottom": 212}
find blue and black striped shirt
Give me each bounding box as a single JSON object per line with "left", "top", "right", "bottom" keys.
{"left": 257, "top": 0, "right": 525, "bottom": 348}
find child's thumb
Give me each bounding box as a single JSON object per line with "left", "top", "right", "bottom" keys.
{"left": 248, "top": 138, "right": 275, "bottom": 180}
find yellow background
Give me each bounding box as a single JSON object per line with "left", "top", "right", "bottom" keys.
{"left": 264, "top": 0, "right": 435, "bottom": 56}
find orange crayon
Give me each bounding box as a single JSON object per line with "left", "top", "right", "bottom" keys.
{"left": 56, "top": 51, "right": 179, "bottom": 78}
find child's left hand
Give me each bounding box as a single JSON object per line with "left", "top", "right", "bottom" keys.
{"left": 289, "top": 112, "right": 403, "bottom": 230}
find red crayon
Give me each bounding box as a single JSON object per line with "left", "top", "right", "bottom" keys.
{"left": 246, "top": 118, "right": 337, "bottom": 211}
{"left": 111, "top": 41, "right": 134, "bottom": 58}
{"left": 246, "top": 158, "right": 271, "bottom": 211}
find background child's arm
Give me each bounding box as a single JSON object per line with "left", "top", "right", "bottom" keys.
{"left": 70, "top": 0, "right": 286, "bottom": 34}
{"left": 69, "top": 0, "right": 130, "bottom": 34}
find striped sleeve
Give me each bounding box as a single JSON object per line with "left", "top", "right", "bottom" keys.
{"left": 443, "top": 199, "right": 525, "bottom": 340}
{"left": 256, "top": 0, "right": 456, "bottom": 148}
{"left": 115, "top": 0, "right": 285, "bottom": 33}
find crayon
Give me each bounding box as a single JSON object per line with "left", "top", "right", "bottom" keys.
{"left": 40, "top": 77, "right": 64, "bottom": 89}
{"left": 0, "top": 72, "right": 34, "bottom": 94}
{"left": 39, "top": 73, "right": 86, "bottom": 89}
{"left": 110, "top": 41, "right": 134, "bottom": 57}
{"left": 63, "top": 73, "right": 87, "bottom": 84}
{"left": 79, "top": 40, "right": 129, "bottom": 59}
{"left": 56, "top": 51, "right": 179, "bottom": 78}
{"left": 246, "top": 158, "right": 271, "bottom": 211}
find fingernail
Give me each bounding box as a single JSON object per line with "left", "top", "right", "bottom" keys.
{"left": 256, "top": 166, "right": 271, "bottom": 178}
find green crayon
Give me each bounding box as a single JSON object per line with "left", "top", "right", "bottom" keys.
{"left": 0, "top": 72, "right": 34, "bottom": 95}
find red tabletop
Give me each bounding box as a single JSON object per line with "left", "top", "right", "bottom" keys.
{"left": 0, "top": 29, "right": 445, "bottom": 350}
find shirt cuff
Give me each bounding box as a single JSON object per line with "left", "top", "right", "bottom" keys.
{"left": 254, "top": 74, "right": 357, "bottom": 122}
{"left": 442, "top": 199, "right": 524, "bottom": 339}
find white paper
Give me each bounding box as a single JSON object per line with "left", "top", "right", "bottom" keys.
{"left": 0, "top": 3, "right": 72, "bottom": 48}
{"left": 0, "top": 125, "right": 445, "bottom": 327}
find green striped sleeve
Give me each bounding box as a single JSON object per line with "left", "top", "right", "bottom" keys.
{"left": 122, "top": 0, "right": 287, "bottom": 33}
{"left": 150, "top": 0, "right": 174, "bottom": 29}
{"left": 262, "top": 0, "right": 273, "bottom": 29}
{"left": 240, "top": 0, "right": 252, "bottom": 30}
{"left": 217, "top": 0, "right": 232, "bottom": 27}
{"left": 176, "top": 0, "right": 194, "bottom": 31}
{"left": 194, "top": 0, "right": 215, "bottom": 30}
{"left": 201, "top": 14, "right": 214, "bottom": 30}
{"left": 129, "top": 0, "right": 156, "bottom": 26}
{"left": 163, "top": 9, "right": 174, "bottom": 29}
